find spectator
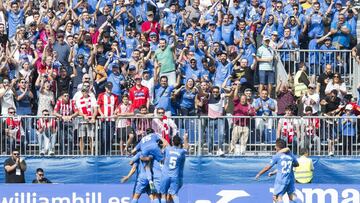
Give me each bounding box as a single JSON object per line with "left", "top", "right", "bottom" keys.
{"left": 173, "top": 78, "right": 198, "bottom": 116}
{"left": 129, "top": 74, "right": 150, "bottom": 111}
{"left": 330, "top": 14, "right": 351, "bottom": 49}
{"left": 253, "top": 89, "right": 276, "bottom": 143}
{"left": 207, "top": 86, "right": 226, "bottom": 156}
{"left": 75, "top": 85, "right": 98, "bottom": 155}
{"left": 294, "top": 62, "right": 310, "bottom": 98}
{"left": 0, "top": 78, "right": 16, "bottom": 116}
{"left": 133, "top": 105, "right": 152, "bottom": 143}
{"left": 36, "top": 77, "right": 55, "bottom": 115}
{"left": 317, "top": 64, "right": 334, "bottom": 99}
{"left": 0, "top": 1, "right": 32, "bottom": 38}
{"left": 153, "top": 75, "right": 177, "bottom": 116}
{"left": 53, "top": 91, "right": 78, "bottom": 155}
{"left": 301, "top": 106, "right": 321, "bottom": 153}
{"left": 152, "top": 108, "right": 177, "bottom": 143}
{"left": 154, "top": 38, "right": 177, "bottom": 86}
{"left": 340, "top": 104, "right": 357, "bottom": 155}
{"left": 56, "top": 67, "right": 76, "bottom": 99}
{"left": 276, "top": 81, "right": 295, "bottom": 116}
{"left": 16, "top": 78, "right": 33, "bottom": 115}
{"left": 324, "top": 72, "right": 347, "bottom": 99}
{"left": 320, "top": 89, "right": 343, "bottom": 156}
{"left": 294, "top": 148, "right": 314, "bottom": 184}
{"left": 301, "top": 84, "right": 320, "bottom": 115}
{"left": 115, "top": 94, "right": 134, "bottom": 155}
{"left": 230, "top": 83, "right": 255, "bottom": 154}
{"left": 277, "top": 105, "right": 299, "bottom": 152}
{"left": 256, "top": 36, "right": 276, "bottom": 96}
{"left": 4, "top": 148, "right": 27, "bottom": 183}
{"left": 4, "top": 107, "right": 25, "bottom": 153}
{"left": 97, "top": 82, "right": 119, "bottom": 155}
{"left": 106, "top": 63, "right": 124, "bottom": 98}
{"left": 32, "top": 168, "right": 52, "bottom": 184}
{"left": 36, "top": 109, "right": 57, "bottom": 156}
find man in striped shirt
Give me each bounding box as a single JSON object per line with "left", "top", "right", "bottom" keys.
{"left": 97, "top": 82, "right": 119, "bottom": 155}
{"left": 75, "top": 85, "right": 98, "bottom": 155}
{"left": 53, "top": 91, "right": 78, "bottom": 155}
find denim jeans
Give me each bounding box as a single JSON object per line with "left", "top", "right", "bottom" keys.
{"left": 207, "top": 118, "right": 225, "bottom": 153}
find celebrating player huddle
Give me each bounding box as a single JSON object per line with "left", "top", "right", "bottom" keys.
{"left": 122, "top": 128, "right": 188, "bottom": 203}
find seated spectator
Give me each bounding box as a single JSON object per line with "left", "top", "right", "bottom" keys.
{"left": 4, "top": 107, "right": 25, "bottom": 153}
{"left": 36, "top": 109, "right": 57, "bottom": 156}
{"left": 324, "top": 72, "right": 347, "bottom": 100}
{"left": 32, "top": 168, "right": 52, "bottom": 184}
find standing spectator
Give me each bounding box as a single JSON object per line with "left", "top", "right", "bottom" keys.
{"left": 301, "top": 84, "right": 320, "bottom": 115}
{"left": 97, "top": 82, "right": 119, "bottom": 155}
{"left": 129, "top": 74, "right": 150, "bottom": 111}
{"left": 320, "top": 89, "right": 343, "bottom": 156}
{"left": 53, "top": 91, "right": 78, "bottom": 155}
{"left": 106, "top": 63, "right": 124, "bottom": 98}
{"left": 115, "top": 94, "right": 134, "bottom": 155}
{"left": 316, "top": 64, "right": 334, "bottom": 99}
{"left": 141, "top": 11, "right": 160, "bottom": 41}
{"left": 294, "top": 62, "right": 310, "bottom": 98}
{"left": 253, "top": 89, "right": 276, "bottom": 143}
{"left": 72, "top": 54, "right": 91, "bottom": 96}
{"left": 0, "top": 78, "right": 16, "bottom": 116}
{"left": 330, "top": 14, "right": 351, "bottom": 49}
{"left": 4, "top": 148, "right": 27, "bottom": 183}
{"left": 0, "top": 1, "right": 32, "bottom": 38}
{"left": 56, "top": 67, "right": 76, "bottom": 99}
{"left": 278, "top": 27, "right": 298, "bottom": 74}
{"left": 256, "top": 36, "right": 276, "bottom": 96}
{"left": 36, "top": 78, "right": 55, "bottom": 115}
{"left": 277, "top": 105, "right": 300, "bottom": 152}
{"left": 152, "top": 108, "right": 177, "bottom": 143}
{"left": 173, "top": 78, "right": 198, "bottom": 116}
{"left": 276, "top": 81, "right": 296, "bottom": 116}
{"left": 230, "top": 83, "right": 255, "bottom": 154}
{"left": 294, "top": 148, "right": 314, "bottom": 184}
{"left": 53, "top": 31, "right": 71, "bottom": 70}
{"left": 340, "top": 104, "right": 357, "bottom": 155}
{"left": 153, "top": 76, "right": 176, "bottom": 116}
{"left": 301, "top": 106, "right": 321, "bottom": 153}
{"left": 36, "top": 109, "right": 57, "bottom": 156}
{"left": 154, "top": 38, "right": 177, "bottom": 86}
{"left": 207, "top": 86, "right": 226, "bottom": 155}
{"left": 75, "top": 85, "right": 98, "bottom": 155}
{"left": 16, "top": 78, "right": 33, "bottom": 115}
{"left": 32, "top": 168, "right": 52, "bottom": 184}
{"left": 133, "top": 105, "right": 152, "bottom": 144}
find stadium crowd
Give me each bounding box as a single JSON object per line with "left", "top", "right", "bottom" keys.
{"left": 0, "top": 0, "right": 359, "bottom": 156}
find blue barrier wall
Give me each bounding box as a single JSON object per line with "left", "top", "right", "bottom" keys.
{"left": 0, "top": 157, "right": 359, "bottom": 184}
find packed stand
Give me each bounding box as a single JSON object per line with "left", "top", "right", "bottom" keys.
{"left": 0, "top": 0, "right": 359, "bottom": 156}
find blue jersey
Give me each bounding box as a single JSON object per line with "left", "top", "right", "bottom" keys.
{"left": 162, "top": 146, "right": 187, "bottom": 178}
{"left": 270, "top": 152, "right": 298, "bottom": 185}
{"left": 135, "top": 133, "right": 163, "bottom": 162}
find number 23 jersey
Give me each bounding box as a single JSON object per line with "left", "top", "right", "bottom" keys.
{"left": 270, "top": 152, "right": 298, "bottom": 185}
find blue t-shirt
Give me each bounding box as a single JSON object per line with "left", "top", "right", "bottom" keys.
{"left": 214, "top": 60, "right": 233, "bottom": 87}
{"left": 270, "top": 152, "right": 298, "bottom": 185}
{"left": 162, "top": 146, "right": 187, "bottom": 178}
{"left": 221, "top": 24, "right": 235, "bottom": 45}
{"left": 340, "top": 114, "right": 356, "bottom": 136}
{"left": 179, "top": 88, "right": 197, "bottom": 109}
{"left": 123, "top": 37, "right": 139, "bottom": 58}
{"left": 182, "top": 63, "right": 201, "bottom": 83}
{"left": 308, "top": 14, "right": 324, "bottom": 38}
{"left": 331, "top": 21, "right": 351, "bottom": 48}
{"left": 107, "top": 73, "right": 124, "bottom": 96}
{"left": 7, "top": 10, "right": 25, "bottom": 38}
{"left": 154, "top": 85, "right": 175, "bottom": 111}
{"left": 319, "top": 44, "right": 336, "bottom": 66}
{"left": 252, "top": 97, "right": 276, "bottom": 116}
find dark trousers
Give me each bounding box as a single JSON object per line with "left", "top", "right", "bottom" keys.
{"left": 101, "top": 121, "right": 115, "bottom": 155}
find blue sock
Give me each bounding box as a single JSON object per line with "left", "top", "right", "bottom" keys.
{"left": 172, "top": 196, "right": 179, "bottom": 203}
{"left": 131, "top": 199, "right": 138, "bottom": 203}
{"left": 151, "top": 199, "right": 159, "bottom": 203}
{"left": 161, "top": 198, "right": 166, "bottom": 203}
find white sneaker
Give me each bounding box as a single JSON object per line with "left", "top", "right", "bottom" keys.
{"left": 40, "top": 151, "right": 45, "bottom": 156}
{"left": 217, "top": 149, "right": 225, "bottom": 156}
{"left": 329, "top": 152, "right": 334, "bottom": 156}
{"left": 48, "top": 151, "right": 55, "bottom": 156}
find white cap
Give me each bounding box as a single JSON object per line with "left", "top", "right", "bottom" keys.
{"left": 345, "top": 104, "right": 353, "bottom": 111}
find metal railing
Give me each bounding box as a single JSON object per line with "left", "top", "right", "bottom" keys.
{"left": 0, "top": 115, "right": 359, "bottom": 157}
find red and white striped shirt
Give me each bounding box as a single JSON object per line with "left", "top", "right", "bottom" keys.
{"left": 279, "top": 118, "right": 298, "bottom": 143}
{"left": 36, "top": 118, "right": 57, "bottom": 130}
{"left": 54, "top": 99, "right": 76, "bottom": 116}
{"left": 97, "top": 92, "right": 119, "bottom": 117}
{"left": 75, "top": 96, "right": 97, "bottom": 116}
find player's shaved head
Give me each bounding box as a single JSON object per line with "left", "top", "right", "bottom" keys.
{"left": 275, "top": 139, "right": 286, "bottom": 150}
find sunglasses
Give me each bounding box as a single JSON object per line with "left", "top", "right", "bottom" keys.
{"left": 334, "top": 75, "right": 340, "bottom": 78}
{"left": 9, "top": 111, "right": 15, "bottom": 114}
{"left": 158, "top": 111, "right": 165, "bottom": 114}
{"left": 84, "top": 78, "right": 90, "bottom": 80}
{"left": 13, "top": 153, "right": 19, "bottom": 155}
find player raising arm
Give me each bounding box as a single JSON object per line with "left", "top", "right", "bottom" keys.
{"left": 255, "top": 139, "right": 299, "bottom": 203}
{"left": 160, "top": 134, "right": 189, "bottom": 203}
